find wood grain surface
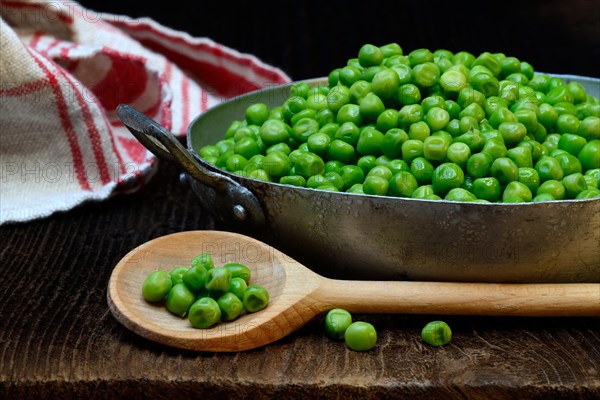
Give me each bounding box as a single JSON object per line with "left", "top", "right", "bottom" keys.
{"left": 1, "top": 162, "right": 599, "bottom": 399}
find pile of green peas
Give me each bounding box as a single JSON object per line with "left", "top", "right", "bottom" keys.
{"left": 199, "top": 43, "right": 600, "bottom": 202}
{"left": 141, "top": 253, "right": 269, "bottom": 329}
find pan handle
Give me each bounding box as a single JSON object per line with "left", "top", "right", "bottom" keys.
{"left": 116, "top": 104, "right": 265, "bottom": 226}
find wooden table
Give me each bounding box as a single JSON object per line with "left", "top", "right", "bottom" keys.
{"left": 1, "top": 162, "right": 599, "bottom": 399}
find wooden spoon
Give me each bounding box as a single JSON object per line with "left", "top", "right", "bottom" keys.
{"left": 107, "top": 230, "right": 600, "bottom": 352}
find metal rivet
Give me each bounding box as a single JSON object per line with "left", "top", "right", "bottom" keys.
{"left": 232, "top": 204, "right": 247, "bottom": 221}
{"left": 179, "top": 173, "right": 189, "bottom": 187}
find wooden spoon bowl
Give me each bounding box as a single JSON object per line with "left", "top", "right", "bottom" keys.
{"left": 108, "top": 231, "right": 600, "bottom": 352}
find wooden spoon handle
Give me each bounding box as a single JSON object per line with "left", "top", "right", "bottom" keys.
{"left": 315, "top": 280, "right": 600, "bottom": 317}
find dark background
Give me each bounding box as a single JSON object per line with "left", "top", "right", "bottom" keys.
{"left": 79, "top": 0, "right": 600, "bottom": 80}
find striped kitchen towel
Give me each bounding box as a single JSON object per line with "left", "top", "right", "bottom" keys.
{"left": 0, "top": 0, "right": 290, "bottom": 225}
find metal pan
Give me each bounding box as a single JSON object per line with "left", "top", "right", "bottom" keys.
{"left": 117, "top": 75, "right": 600, "bottom": 283}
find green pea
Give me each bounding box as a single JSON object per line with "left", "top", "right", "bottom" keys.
{"left": 446, "top": 119, "right": 461, "bottom": 137}
{"left": 481, "top": 140, "right": 507, "bottom": 161}
{"left": 518, "top": 167, "right": 541, "bottom": 194}
{"left": 215, "top": 139, "right": 236, "bottom": 155}
{"left": 537, "top": 179, "right": 566, "bottom": 200}
{"left": 166, "top": 283, "right": 196, "bottom": 317}
{"left": 562, "top": 173, "right": 588, "bottom": 199}
{"left": 142, "top": 270, "right": 172, "bottom": 303}
{"left": 398, "top": 104, "right": 424, "bottom": 129}
{"left": 356, "top": 128, "right": 385, "bottom": 156}
{"left": 204, "top": 267, "right": 232, "bottom": 296}
{"left": 543, "top": 86, "right": 573, "bottom": 105}
{"left": 381, "top": 128, "right": 409, "bottom": 159}
{"left": 243, "top": 285, "right": 270, "bottom": 313}
{"left": 371, "top": 69, "right": 400, "bottom": 99}
{"left": 222, "top": 263, "right": 252, "bottom": 284}
{"left": 359, "top": 92, "right": 386, "bottom": 121}
{"left": 338, "top": 65, "right": 363, "bottom": 87}
{"left": 305, "top": 132, "right": 331, "bottom": 156}
{"left": 412, "top": 62, "right": 440, "bottom": 88}
{"left": 401, "top": 139, "right": 425, "bottom": 164}
{"left": 340, "top": 165, "right": 365, "bottom": 190}
{"left": 229, "top": 277, "right": 248, "bottom": 300}
{"left": 411, "top": 185, "right": 434, "bottom": 199}
{"left": 243, "top": 154, "right": 265, "bottom": 173}
{"left": 506, "top": 146, "right": 533, "bottom": 168}
{"left": 446, "top": 142, "right": 471, "bottom": 168}
{"left": 188, "top": 297, "right": 221, "bottom": 329}
{"left": 423, "top": 135, "right": 449, "bottom": 161}
{"left": 258, "top": 119, "right": 289, "bottom": 147}
{"left": 315, "top": 108, "right": 336, "bottom": 128}
{"left": 576, "top": 116, "right": 599, "bottom": 141}
{"left": 499, "top": 56, "right": 521, "bottom": 78}
{"left": 397, "top": 83, "right": 422, "bottom": 105}
{"left": 498, "top": 122, "right": 527, "bottom": 146}
{"left": 325, "top": 308, "right": 353, "bottom": 340}
{"left": 224, "top": 154, "right": 247, "bottom": 172}
{"left": 324, "top": 86, "right": 349, "bottom": 114}
{"left": 409, "top": 121, "right": 431, "bottom": 141}
{"left": 324, "top": 160, "right": 345, "bottom": 175}
{"left": 336, "top": 121, "right": 362, "bottom": 146}
{"left": 390, "top": 64, "right": 413, "bottom": 84}
{"left": 439, "top": 69, "right": 468, "bottom": 97}
{"left": 553, "top": 152, "right": 582, "bottom": 175}
{"left": 261, "top": 151, "right": 291, "bottom": 178}
{"left": 388, "top": 171, "right": 419, "bottom": 197}
{"left": 362, "top": 175, "right": 389, "bottom": 196}
{"left": 295, "top": 152, "right": 325, "bottom": 179}
{"left": 445, "top": 188, "right": 477, "bottom": 202}
{"left": 182, "top": 265, "right": 208, "bottom": 293}
{"left": 367, "top": 165, "right": 393, "bottom": 180}
{"left": 472, "top": 177, "right": 501, "bottom": 201}
{"left": 503, "top": 181, "right": 533, "bottom": 202}
{"left": 199, "top": 145, "right": 220, "bottom": 160}
{"left": 424, "top": 107, "right": 450, "bottom": 132}
{"left": 376, "top": 43, "right": 401, "bottom": 58}
{"left": 491, "top": 157, "right": 519, "bottom": 185}
{"left": 245, "top": 103, "right": 269, "bottom": 126}
{"left": 289, "top": 108, "right": 316, "bottom": 126}
{"left": 453, "top": 129, "right": 485, "bottom": 153}
{"left": 452, "top": 51, "right": 476, "bottom": 67}
{"left": 346, "top": 183, "right": 365, "bottom": 194}
{"left": 466, "top": 152, "right": 493, "bottom": 178}
{"left": 459, "top": 103, "right": 486, "bottom": 122}
{"left": 533, "top": 192, "right": 556, "bottom": 202}
{"left": 169, "top": 266, "right": 189, "bottom": 286}
{"left": 328, "top": 68, "right": 341, "bottom": 86}
{"left": 216, "top": 292, "right": 244, "bottom": 322}
{"left": 344, "top": 321, "right": 377, "bottom": 351}
{"left": 248, "top": 169, "right": 273, "bottom": 182}
{"left": 408, "top": 157, "right": 434, "bottom": 185}
{"left": 421, "top": 321, "right": 452, "bottom": 347}
{"left": 520, "top": 61, "right": 534, "bottom": 80}
{"left": 576, "top": 189, "right": 600, "bottom": 199}
{"left": 279, "top": 175, "right": 306, "bottom": 187}
{"left": 578, "top": 140, "right": 600, "bottom": 170}
{"left": 328, "top": 139, "right": 355, "bottom": 163}
{"left": 337, "top": 104, "right": 363, "bottom": 126}
{"left": 556, "top": 133, "right": 586, "bottom": 157}
{"left": 376, "top": 109, "right": 400, "bottom": 132}
{"left": 190, "top": 253, "right": 213, "bottom": 270}
{"left": 348, "top": 79, "right": 371, "bottom": 102}
{"left": 306, "top": 93, "right": 328, "bottom": 111}
{"left": 358, "top": 44, "right": 384, "bottom": 67}
{"left": 457, "top": 87, "right": 485, "bottom": 109}
{"left": 432, "top": 162, "right": 465, "bottom": 195}
{"left": 584, "top": 175, "right": 598, "bottom": 190}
